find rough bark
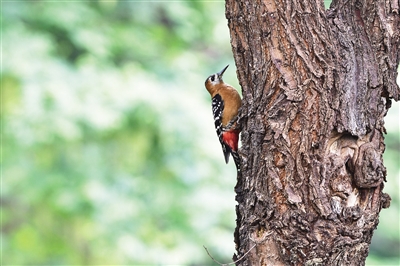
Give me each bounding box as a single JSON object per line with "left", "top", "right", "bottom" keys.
{"left": 225, "top": 0, "right": 399, "bottom": 265}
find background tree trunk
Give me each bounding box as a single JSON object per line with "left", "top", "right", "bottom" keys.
{"left": 225, "top": 0, "right": 399, "bottom": 265}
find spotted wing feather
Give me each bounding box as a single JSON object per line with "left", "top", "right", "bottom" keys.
{"left": 212, "top": 94, "right": 231, "bottom": 163}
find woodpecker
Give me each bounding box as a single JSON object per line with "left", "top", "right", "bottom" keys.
{"left": 205, "top": 65, "right": 242, "bottom": 172}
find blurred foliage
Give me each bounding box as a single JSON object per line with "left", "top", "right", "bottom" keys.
{"left": 2, "top": 1, "right": 237, "bottom": 264}
{"left": 1, "top": 0, "right": 398, "bottom": 265}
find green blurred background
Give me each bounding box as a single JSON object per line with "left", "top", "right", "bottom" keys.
{"left": 1, "top": 1, "right": 399, "bottom": 265}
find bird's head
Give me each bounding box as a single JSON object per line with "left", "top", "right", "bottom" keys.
{"left": 205, "top": 65, "right": 229, "bottom": 95}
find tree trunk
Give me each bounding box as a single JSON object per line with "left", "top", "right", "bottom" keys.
{"left": 225, "top": 0, "right": 399, "bottom": 265}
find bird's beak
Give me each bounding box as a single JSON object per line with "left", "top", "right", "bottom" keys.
{"left": 217, "top": 65, "right": 229, "bottom": 78}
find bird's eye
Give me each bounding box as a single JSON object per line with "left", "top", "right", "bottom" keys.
{"left": 210, "top": 75, "right": 215, "bottom": 82}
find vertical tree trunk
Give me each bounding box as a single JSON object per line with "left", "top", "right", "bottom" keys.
{"left": 226, "top": 0, "right": 399, "bottom": 265}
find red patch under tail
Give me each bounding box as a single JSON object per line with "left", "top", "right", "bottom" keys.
{"left": 222, "top": 130, "right": 239, "bottom": 151}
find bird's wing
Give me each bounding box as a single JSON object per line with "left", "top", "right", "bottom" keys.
{"left": 212, "top": 94, "right": 231, "bottom": 163}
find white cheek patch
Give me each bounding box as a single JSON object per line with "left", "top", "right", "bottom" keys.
{"left": 210, "top": 75, "right": 220, "bottom": 85}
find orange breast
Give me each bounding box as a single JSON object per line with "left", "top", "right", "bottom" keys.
{"left": 218, "top": 86, "right": 242, "bottom": 126}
